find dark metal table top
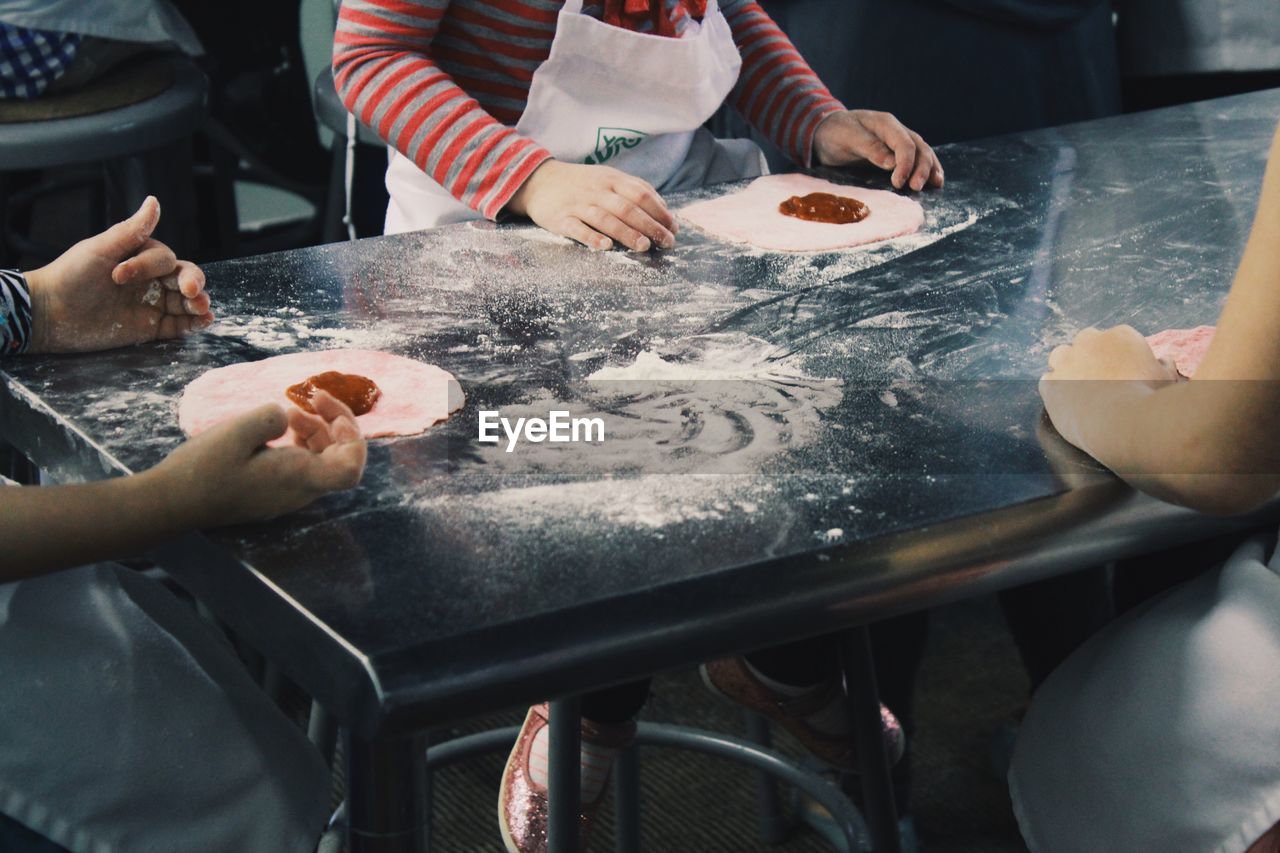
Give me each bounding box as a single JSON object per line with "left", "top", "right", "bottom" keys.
{"left": 5, "top": 90, "right": 1279, "bottom": 737}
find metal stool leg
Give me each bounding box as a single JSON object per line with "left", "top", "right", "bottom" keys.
{"left": 323, "top": 139, "right": 347, "bottom": 244}
{"left": 547, "top": 697, "right": 582, "bottom": 853}
{"left": 839, "top": 627, "right": 900, "bottom": 853}
{"left": 614, "top": 743, "right": 641, "bottom": 853}
{"left": 742, "top": 711, "right": 793, "bottom": 844}
{"left": 422, "top": 728, "right": 434, "bottom": 850}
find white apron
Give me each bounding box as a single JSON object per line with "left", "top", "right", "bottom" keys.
{"left": 384, "top": 0, "right": 757, "bottom": 234}
{"left": 0, "top": 564, "right": 330, "bottom": 853}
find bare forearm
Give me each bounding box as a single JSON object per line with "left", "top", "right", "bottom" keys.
{"left": 1072, "top": 379, "right": 1280, "bottom": 514}
{"left": 1073, "top": 126, "right": 1280, "bottom": 513}
{"left": 0, "top": 471, "right": 193, "bottom": 582}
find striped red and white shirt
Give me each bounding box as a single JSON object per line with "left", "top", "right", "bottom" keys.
{"left": 333, "top": 0, "right": 844, "bottom": 219}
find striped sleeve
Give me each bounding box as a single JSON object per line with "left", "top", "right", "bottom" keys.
{"left": 720, "top": 0, "right": 845, "bottom": 167}
{"left": 332, "top": 0, "right": 553, "bottom": 220}
{"left": 0, "top": 270, "right": 33, "bottom": 358}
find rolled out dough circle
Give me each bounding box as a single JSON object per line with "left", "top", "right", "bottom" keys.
{"left": 178, "top": 349, "right": 464, "bottom": 445}
{"left": 1146, "top": 325, "right": 1215, "bottom": 378}
{"left": 678, "top": 173, "right": 925, "bottom": 252}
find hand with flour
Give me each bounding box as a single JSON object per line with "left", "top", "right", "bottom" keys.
{"left": 0, "top": 392, "right": 366, "bottom": 581}
{"left": 23, "top": 196, "right": 213, "bottom": 353}
{"left": 505, "top": 160, "right": 679, "bottom": 252}
{"left": 813, "top": 110, "right": 944, "bottom": 192}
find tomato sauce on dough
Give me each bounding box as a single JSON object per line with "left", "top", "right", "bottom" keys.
{"left": 778, "top": 192, "right": 870, "bottom": 224}
{"left": 286, "top": 371, "right": 381, "bottom": 415}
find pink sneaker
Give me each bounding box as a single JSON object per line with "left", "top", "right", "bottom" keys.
{"left": 700, "top": 657, "right": 905, "bottom": 771}
{"left": 498, "top": 704, "right": 635, "bottom": 853}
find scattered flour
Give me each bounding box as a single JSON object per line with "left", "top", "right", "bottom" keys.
{"left": 208, "top": 314, "right": 406, "bottom": 352}
{"left": 586, "top": 335, "right": 808, "bottom": 383}
{"left": 416, "top": 474, "right": 770, "bottom": 531}
{"left": 505, "top": 226, "right": 574, "bottom": 246}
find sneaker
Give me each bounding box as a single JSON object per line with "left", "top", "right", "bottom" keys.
{"left": 498, "top": 703, "right": 635, "bottom": 853}
{"left": 700, "top": 656, "right": 905, "bottom": 771}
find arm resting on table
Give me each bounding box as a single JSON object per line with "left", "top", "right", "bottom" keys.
{"left": 1050, "top": 124, "right": 1280, "bottom": 514}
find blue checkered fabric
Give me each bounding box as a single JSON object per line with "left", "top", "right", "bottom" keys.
{"left": 0, "top": 23, "right": 80, "bottom": 100}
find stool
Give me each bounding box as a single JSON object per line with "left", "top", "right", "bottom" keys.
{"left": 326, "top": 626, "right": 902, "bottom": 852}
{"left": 313, "top": 66, "right": 383, "bottom": 243}
{"left": 425, "top": 716, "right": 870, "bottom": 852}
{"left": 0, "top": 54, "right": 206, "bottom": 264}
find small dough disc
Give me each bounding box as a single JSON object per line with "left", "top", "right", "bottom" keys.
{"left": 1146, "top": 325, "right": 1215, "bottom": 378}
{"left": 179, "top": 349, "right": 464, "bottom": 445}
{"left": 679, "top": 173, "right": 925, "bottom": 252}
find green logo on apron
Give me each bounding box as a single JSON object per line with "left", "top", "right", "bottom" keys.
{"left": 584, "top": 127, "right": 648, "bottom": 165}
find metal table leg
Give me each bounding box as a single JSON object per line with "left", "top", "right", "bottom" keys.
{"left": 345, "top": 730, "right": 430, "bottom": 853}
{"left": 547, "top": 697, "right": 582, "bottom": 853}
{"left": 614, "top": 743, "right": 641, "bottom": 853}
{"left": 742, "top": 711, "right": 793, "bottom": 844}
{"left": 839, "top": 627, "right": 901, "bottom": 853}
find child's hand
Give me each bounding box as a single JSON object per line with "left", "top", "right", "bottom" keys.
{"left": 24, "top": 197, "right": 214, "bottom": 354}
{"left": 813, "top": 110, "right": 944, "bottom": 192}
{"left": 149, "top": 391, "right": 367, "bottom": 528}
{"left": 1039, "top": 326, "right": 1181, "bottom": 454}
{"left": 506, "top": 160, "right": 678, "bottom": 252}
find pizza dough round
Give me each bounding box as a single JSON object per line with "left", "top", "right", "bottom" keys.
{"left": 1146, "top": 325, "right": 1215, "bottom": 378}
{"left": 679, "top": 173, "right": 925, "bottom": 252}
{"left": 179, "top": 349, "right": 464, "bottom": 445}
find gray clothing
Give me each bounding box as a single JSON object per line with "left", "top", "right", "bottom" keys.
{"left": 658, "top": 128, "right": 768, "bottom": 194}
{"left": 1009, "top": 533, "right": 1280, "bottom": 853}
{"left": 0, "top": 564, "right": 330, "bottom": 853}
{"left": 0, "top": 0, "right": 202, "bottom": 55}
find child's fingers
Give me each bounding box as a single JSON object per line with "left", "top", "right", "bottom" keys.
{"left": 95, "top": 196, "right": 161, "bottom": 262}
{"left": 163, "top": 289, "right": 185, "bottom": 315}
{"left": 602, "top": 193, "right": 668, "bottom": 250}
{"left": 560, "top": 218, "right": 612, "bottom": 251}
{"left": 287, "top": 407, "right": 337, "bottom": 451}
{"left": 174, "top": 261, "right": 207, "bottom": 299}
{"left": 616, "top": 180, "right": 677, "bottom": 241}
{"left": 113, "top": 239, "right": 177, "bottom": 284}
{"left": 330, "top": 415, "right": 361, "bottom": 444}
{"left": 307, "top": 439, "right": 367, "bottom": 492}
{"left": 611, "top": 192, "right": 674, "bottom": 249}
{"left": 906, "top": 132, "right": 936, "bottom": 192}
{"left": 865, "top": 113, "right": 918, "bottom": 189}
{"left": 227, "top": 404, "right": 290, "bottom": 451}
{"left": 582, "top": 206, "right": 649, "bottom": 252}
{"left": 308, "top": 390, "right": 361, "bottom": 430}
{"left": 928, "top": 159, "right": 945, "bottom": 188}
{"left": 858, "top": 135, "right": 896, "bottom": 172}
{"left": 155, "top": 311, "right": 213, "bottom": 339}
{"left": 181, "top": 291, "right": 211, "bottom": 316}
